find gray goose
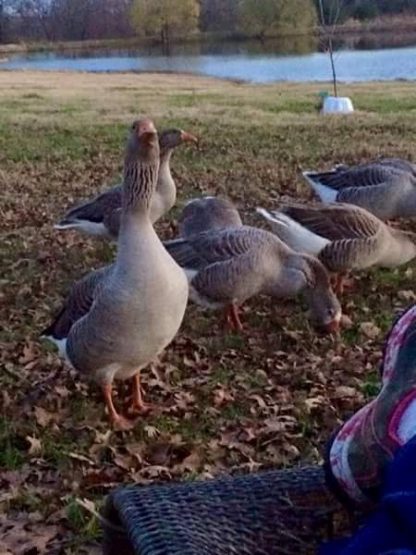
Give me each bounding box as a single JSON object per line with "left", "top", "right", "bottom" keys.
{"left": 163, "top": 226, "right": 341, "bottom": 332}
{"left": 257, "top": 202, "right": 416, "bottom": 294}
{"left": 178, "top": 196, "right": 242, "bottom": 237}
{"left": 303, "top": 160, "right": 416, "bottom": 220}
{"left": 42, "top": 118, "right": 189, "bottom": 430}
{"left": 55, "top": 128, "right": 198, "bottom": 239}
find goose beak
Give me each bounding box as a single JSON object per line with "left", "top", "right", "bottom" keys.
{"left": 180, "top": 130, "right": 199, "bottom": 145}
{"left": 325, "top": 319, "right": 341, "bottom": 334}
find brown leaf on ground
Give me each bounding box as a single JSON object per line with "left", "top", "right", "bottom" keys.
{"left": 0, "top": 515, "right": 61, "bottom": 555}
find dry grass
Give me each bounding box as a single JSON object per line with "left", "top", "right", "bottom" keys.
{"left": 1, "top": 70, "right": 416, "bottom": 553}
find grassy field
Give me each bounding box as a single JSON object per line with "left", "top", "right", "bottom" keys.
{"left": 1, "top": 70, "right": 416, "bottom": 552}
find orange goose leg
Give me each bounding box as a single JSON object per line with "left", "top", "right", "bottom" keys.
{"left": 102, "top": 384, "right": 134, "bottom": 431}
{"left": 130, "top": 373, "right": 153, "bottom": 414}
{"left": 223, "top": 303, "right": 243, "bottom": 332}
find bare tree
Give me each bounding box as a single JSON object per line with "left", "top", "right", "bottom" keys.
{"left": 16, "top": 0, "right": 56, "bottom": 40}
{"left": 318, "top": 0, "right": 345, "bottom": 97}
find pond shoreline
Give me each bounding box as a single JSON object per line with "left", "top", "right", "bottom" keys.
{"left": 1, "top": 16, "right": 416, "bottom": 55}
{"left": 1, "top": 66, "right": 416, "bottom": 87}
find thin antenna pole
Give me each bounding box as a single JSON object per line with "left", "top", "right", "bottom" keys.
{"left": 318, "top": 0, "right": 339, "bottom": 97}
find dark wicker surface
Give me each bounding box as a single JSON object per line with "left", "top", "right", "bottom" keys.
{"left": 103, "top": 465, "right": 342, "bottom": 555}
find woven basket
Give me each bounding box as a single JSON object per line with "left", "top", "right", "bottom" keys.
{"left": 102, "top": 465, "right": 346, "bottom": 555}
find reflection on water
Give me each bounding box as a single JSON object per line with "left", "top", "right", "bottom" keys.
{"left": 2, "top": 31, "right": 416, "bottom": 83}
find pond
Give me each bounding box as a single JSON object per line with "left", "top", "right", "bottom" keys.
{"left": 2, "top": 32, "right": 416, "bottom": 83}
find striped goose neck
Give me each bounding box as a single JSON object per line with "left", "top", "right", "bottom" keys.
{"left": 122, "top": 159, "right": 159, "bottom": 214}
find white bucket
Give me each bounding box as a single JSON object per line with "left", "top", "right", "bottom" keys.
{"left": 322, "top": 96, "right": 354, "bottom": 114}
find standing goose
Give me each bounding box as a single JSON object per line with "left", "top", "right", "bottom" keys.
{"left": 42, "top": 118, "right": 189, "bottom": 430}
{"left": 163, "top": 226, "right": 341, "bottom": 332}
{"left": 55, "top": 128, "right": 198, "bottom": 239}
{"left": 178, "top": 196, "right": 242, "bottom": 237}
{"left": 256, "top": 202, "right": 416, "bottom": 294}
{"left": 302, "top": 161, "right": 416, "bottom": 220}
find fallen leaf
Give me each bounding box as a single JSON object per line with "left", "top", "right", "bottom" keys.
{"left": 359, "top": 322, "right": 381, "bottom": 339}
{"left": 398, "top": 290, "right": 416, "bottom": 302}
{"left": 26, "top": 435, "right": 42, "bottom": 456}
{"left": 34, "top": 406, "right": 55, "bottom": 427}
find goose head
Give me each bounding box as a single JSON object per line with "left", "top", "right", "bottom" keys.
{"left": 159, "top": 128, "right": 198, "bottom": 155}
{"left": 301, "top": 255, "right": 342, "bottom": 333}
{"left": 305, "top": 287, "right": 342, "bottom": 334}
{"left": 126, "top": 118, "right": 159, "bottom": 164}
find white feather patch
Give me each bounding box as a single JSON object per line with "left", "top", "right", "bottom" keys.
{"left": 41, "top": 335, "right": 69, "bottom": 360}
{"left": 54, "top": 220, "right": 109, "bottom": 237}
{"left": 302, "top": 172, "right": 338, "bottom": 203}
{"left": 258, "top": 209, "right": 330, "bottom": 255}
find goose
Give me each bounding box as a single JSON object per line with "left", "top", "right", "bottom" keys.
{"left": 163, "top": 226, "right": 341, "bottom": 333}
{"left": 178, "top": 196, "right": 242, "bottom": 237}
{"left": 256, "top": 202, "right": 416, "bottom": 294}
{"left": 55, "top": 128, "right": 198, "bottom": 239}
{"left": 302, "top": 161, "right": 416, "bottom": 220}
{"left": 42, "top": 118, "right": 189, "bottom": 430}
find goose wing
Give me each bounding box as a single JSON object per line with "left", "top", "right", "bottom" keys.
{"left": 164, "top": 226, "right": 268, "bottom": 270}
{"left": 56, "top": 186, "right": 122, "bottom": 226}
{"left": 41, "top": 266, "right": 112, "bottom": 340}
{"left": 306, "top": 165, "right": 402, "bottom": 191}
{"left": 280, "top": 202, "right": 382, "bottom": 241}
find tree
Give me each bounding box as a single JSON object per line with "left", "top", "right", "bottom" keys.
{"left": 130, "top": 0, "right": 199, "bottom": 50}
{"left": 239, "top": 0, "right": 316, "bottom": 41}
{"left": 199, "top": 0, "right": 239, "bottom": 33}
{"left": 15, "top": 0, "right": 56, "bottom": 40}
{"left": 317, "top": 0, "right": 347, "bottom": 96}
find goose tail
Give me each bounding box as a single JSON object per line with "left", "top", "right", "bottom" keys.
{"left": 54, "top": 218, "right": 108, "bottom": 236}
{"left": 40, "top": 325, "right": 68, "bottom": 358}
{"left": 256, "top": 207, "right": 329, "bottom": 255}
{"left": 302, "top": 171, "right": 338, "bottom": 203}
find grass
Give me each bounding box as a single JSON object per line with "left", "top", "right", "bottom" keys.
{"left": 1, "top": 70, "right": 416, "bottom": 552}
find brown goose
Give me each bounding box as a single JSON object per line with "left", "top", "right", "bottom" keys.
{"left": 42, "top": 119, "right": 189, "bottom": 430}
{"left": 303, "top": 160, "right": 416, "bottom": 220}
{"left": 178, "top": 196, "right": 242, "bottom": 237}
{"left": 163, "top": 226, "right": 341, "bottom": 332}
{"left": 257, "top": 202, "right": 416, "bottom": 294}
{"left": 55, "top": 128, "right": 198, "bottom": 239}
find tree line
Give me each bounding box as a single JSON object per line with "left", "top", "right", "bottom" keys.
{"left": 1, "top": 0, "right": 415, "bottom": 45}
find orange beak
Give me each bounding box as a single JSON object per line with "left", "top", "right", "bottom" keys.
{"left": 325, "top": 319, "right": 341, "bottom": 334}
{"left": 180, "top": 130, "right": 199, "bottom": 145}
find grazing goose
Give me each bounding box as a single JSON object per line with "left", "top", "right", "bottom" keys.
{"left": 257, "top": 202, "right": 416, "bottom": 294}
{"left": 163, "top": 226, "right": 341, "bottom": 333}
{"left": 302, "top": 161, "right": 416, "bottom": 220}
{"left": 42, "top": 118, "right": 189, "bottom": 430}
{"left": 55, "top": 128, "right": 198, "bottom": 239}
{"left": 178, "top": 196, "right": 242, "bottom": 237}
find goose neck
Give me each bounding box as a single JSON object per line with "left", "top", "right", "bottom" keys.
{"left": 121, "top": 159, "right": 159, "bottom": 216}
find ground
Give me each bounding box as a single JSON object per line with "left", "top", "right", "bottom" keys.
{"left": 1, "top": 70, "right": 416, "bottom": 553}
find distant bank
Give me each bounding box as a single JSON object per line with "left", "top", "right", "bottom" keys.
{"left": 1, "top": 14, "right": 416, "bottom": 55}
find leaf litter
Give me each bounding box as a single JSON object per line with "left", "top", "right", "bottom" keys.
{"left": 1, "top": 84, "right": 416, "bottom": 553}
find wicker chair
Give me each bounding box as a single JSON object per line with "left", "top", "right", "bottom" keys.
{"left": 102, "top": 465, "right": 348, "bottom": 555}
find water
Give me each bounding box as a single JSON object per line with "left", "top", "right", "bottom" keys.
{"left": 2, "top": 33, "right": 416, "bottom": 83}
